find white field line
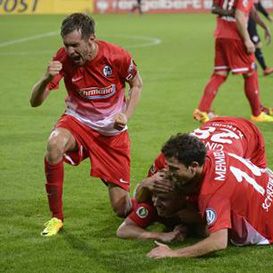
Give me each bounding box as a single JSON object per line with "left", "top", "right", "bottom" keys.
{"left": 0, "top": 32, "right": 161, "bottom": 55}
{"left": 0, "top": 31, "right": 58, "bottom": 48}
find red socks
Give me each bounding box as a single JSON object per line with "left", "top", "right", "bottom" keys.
{"left": 244, "top": 72, "right": 261, "bottom": 116}
{"left": 44, "top": 158, "right": 64, "bottom": 221}
{"left": 198, "top": 74, "right": 227, "bottom": 112}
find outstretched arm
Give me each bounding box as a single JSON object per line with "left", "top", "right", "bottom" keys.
{"left": 117, "top": 218, "right": 186, "bottom": 243}
{"left": 30, "top": 61, "right": 62, "bottom": 107}
{"left": 147, "top": 229, "right": 228, "bottom": 259}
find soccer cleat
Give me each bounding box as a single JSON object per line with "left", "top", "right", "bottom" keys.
{"left": 263, "top": 67, "right": 273, "bottom": 76}
{"left": 261, "top": 105, "right": 273, "bottom": 116}
{"left": 193, "top": 109, "right": 210, "bottom": 124}
{"left": 41, "top": 217, "right": 63, "bottom": 237}
{"left": 251, "top": 112, "right": 273, "bottom": 122}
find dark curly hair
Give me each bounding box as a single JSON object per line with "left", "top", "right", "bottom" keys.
{"left": 161, "top": 133, "right": 206, "bottom": 167}
{"left": 61, "top": 13, "right": 95, "bottom": 40}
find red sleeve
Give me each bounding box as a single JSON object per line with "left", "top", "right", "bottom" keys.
{"left": 116, "top": 48, "right": 138, "bottom": 82}
{"left": 46, "top": 48, "right": 66, "bottom": 91}
{"left": 128, "top": 202, "right": 158, "bottom": 228}
{"left": 199, "top": 194, "right": 231, "bottom": 233}
{"left": 147, "top": 153, "right": 167, "bottom": 177}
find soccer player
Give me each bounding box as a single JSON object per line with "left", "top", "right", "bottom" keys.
{"left": 248, "top": 0, "right": 273, "bottom": 76}
{"left": 117, "top": 176, "right": 206, "bottom": 242}
{"left": 131, "top": 0, "right": 143, "bottom": 14}
{"left": 147, "top": 134, "right": 273, "bottom": 259}
{"left": 30, "top": 13, "right": 143, "bottom": 236}
{"left": 136, "top": 116, "right": 267, "bottom": 203}
{"left": 193, "top": 0, "right": 273, "bottom": 123}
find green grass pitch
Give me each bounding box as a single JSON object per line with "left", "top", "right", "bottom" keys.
{"left": 1, "top": 13, "right": 273, "bottom": 273}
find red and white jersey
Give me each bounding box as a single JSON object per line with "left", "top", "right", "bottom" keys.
{"left": 47, "top": 40, "right": 138, "bottom": 136}
{"left": 214, "top": 0, "right": 254, "bottom": 40}
{"left": 149, "top": 117, "right": 266, "bottom": 176}
{"left": 199, "top": 151, "right": 273, "bottom": 245}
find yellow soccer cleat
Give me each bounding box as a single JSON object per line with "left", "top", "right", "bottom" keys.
{"left": 251, "top": 112, "right": 273, "bottom": 122}
{"left": 193, "top": 109, "right": 210, "bottom": 124}
{"left": 41, "top": 217, "right": 63, "bottom": 237}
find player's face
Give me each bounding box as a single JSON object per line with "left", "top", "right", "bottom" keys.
{"left": 152, "top": 191, "right": 185, "bottom": 217}
{"left": 63, "top": 29, "right": 96, "bottom": 66}
{"left": 166, "top": 157, "right": 196, "bottom": 190}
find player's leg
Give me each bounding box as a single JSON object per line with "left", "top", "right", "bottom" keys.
{"left": 108, "top": 184, "right": 132, "bottom": 217}
{"left": 194, "top": 38, "right": 228, "bottom": 123}
{"left": 42, "top": 127, "right": 77, "bottom": 236}
{"left": 197, "top": 71, "right": 227, "bottom": 111}
{"left": 243, "top": 71, "right": 273, "bottom": 122}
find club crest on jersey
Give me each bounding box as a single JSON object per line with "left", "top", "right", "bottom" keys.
{"left": 136, "top": 207, "right": 149, "bottom": 219}
{"left": 103, "top": 65, "right": 112, "bottom": 77}
{"left": 206, "top": 208, "right": 217, "bottom": 225}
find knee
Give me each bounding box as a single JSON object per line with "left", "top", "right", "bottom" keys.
{"left": 112, "top": 200, "right": 132, "bottom": 218}
{"left": 112, "top": 205, "right": 131, "bottom": 218}
{"left": 46, "top": 136, "right": 65, "bottom": 164}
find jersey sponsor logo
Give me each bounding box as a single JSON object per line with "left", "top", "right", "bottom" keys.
{"left": 136, "top": 206, "right": 149, "bottom": 219}
{"left": 72, "top": 76, "right": 84, "bottom": 82}
{"left": 78, "top": 84, "right": 116, "bottom": 100}
{"left": 119, "top": 178, "right": 129, "bottom": 184}
{"left": 103, "top": 65, "right": 112, "bottom": 77}
{"left": 206, "top": 208, "right": 217, "bottom": 225}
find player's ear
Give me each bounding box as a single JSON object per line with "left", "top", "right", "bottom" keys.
{"left": 89, "top": 33, "right": 96, "bottom": 42}
{"left": 189, "top": 161, "right": 199, "bottom": 175}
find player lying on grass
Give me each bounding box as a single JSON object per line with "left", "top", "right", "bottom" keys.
{"left": 136, "top": 116, "right": 267, "bottom": 204}
{"left": 117, "top": 116, "right": 266, "bottom": 242}
{"left": 117, "top": 177, "right": 207, "bottom": 242}
{"left": 147, "top": 134, "right": 273, "bottom": 258}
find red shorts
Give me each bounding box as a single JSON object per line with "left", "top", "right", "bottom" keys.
{"left": 214, "top": 38, "right": 255, "bottom": 74}
{"left": 55, "top": 114, "right": 130, "bottom": 191}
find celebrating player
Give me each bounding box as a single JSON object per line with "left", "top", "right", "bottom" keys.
{"left": 193, "top": 0, "right": 273, "bottom": 123}
{"left": 30, "top": 13, "right": 143, "bottom": 236}
{"left": 147, "top": 134, "right": 273, "bottom": 258}
{"left": 117, "top": 180, "right": 206, "bottom": 242}
{"left": 136, "top": 116, "right": 267, "bottom": 203}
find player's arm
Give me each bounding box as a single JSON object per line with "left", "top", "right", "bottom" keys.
{"left": 250, "top": 7, "right": 271, "bottom": 44}
{"left": 30, "top": 61, "right": 62, "bottom": 107}
{"left": 114, "top": 72, "right": 143, "bottom": 130}
{"left": 255, "top": 1, "right": 272, "bottom": 21}
{"left": 117, "top": 218, "right": 186, "bottom": 243}
{"left": 235, "top": 9, "right": 255, "bottom": 53}
{"left": 147, "top": 228, "right": 228, "bottom": 259}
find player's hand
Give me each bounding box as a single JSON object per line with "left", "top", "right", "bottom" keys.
{"left": 157, "top": 225, "right": 187, "bottom": 243}
{"left": 147, "top": 241, "right": 178, "bottom": 259}
{"left": 45, "top": 61, "right": 62, "bottom": 80}
{"left": 113, "top": 112, "right": 128, "bottom": 130}
{"left": 264, "top": 26, "right": 271, "bottom": 45}
{"left": 153, "top": 170, "right": 175, "bottom": 193}
{"left": 244, "top": 39, "right": 255, "bottom": 54}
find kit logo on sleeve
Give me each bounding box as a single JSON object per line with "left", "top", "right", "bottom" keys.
{"left": 103, "top": 65, "right": 112, "bottom": 77}
{"left": 136, "top": 207, "right": 149, "bottom": 219}
{"left": 206, "top": 208, "right": 217, "bottom": 225}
